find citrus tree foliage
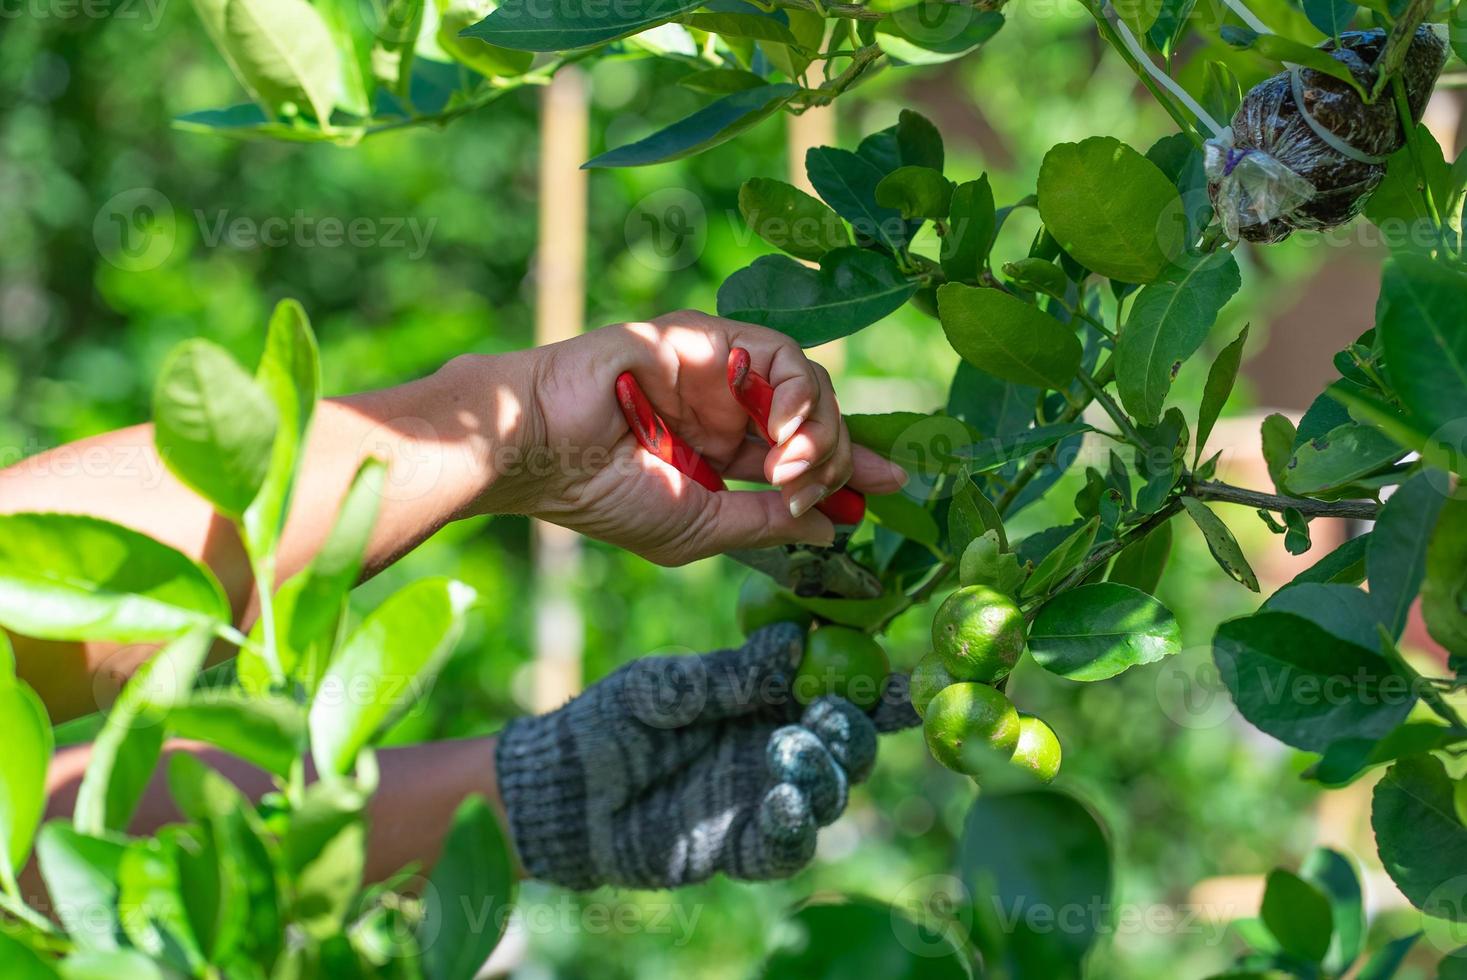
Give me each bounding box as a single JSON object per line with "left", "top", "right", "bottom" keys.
{"left": 5, "top": 0, "right": 1467, "bottom": 975}
{"left": 0, "top": 303, "right": 516, "bottom": 977}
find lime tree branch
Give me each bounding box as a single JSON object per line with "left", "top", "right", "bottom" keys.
{"left": 1368, "top": 0, "right": 1434, "bottom": 101}
{"left": 1190, "top": 480, "right": 1381, "bottom": 521}
{"left": 797, "top": 44, "right": 885, "bottom": 105}
{"left": 769, "top": 0, "right": 885, "bottom": 19}
{"left": 1033, "top": 498, "right": 1187, "bottom": 613}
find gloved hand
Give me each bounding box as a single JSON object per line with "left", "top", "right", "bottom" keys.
{"left": 495, "top": 623, "right": 919, "bottom": 890}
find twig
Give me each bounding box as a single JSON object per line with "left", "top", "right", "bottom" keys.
{"left": 1378, "top": 627, "right": 1467, "bottom": 731}
{"left": 1190, "top": 480, "right": 1381, "bottom": 520}
{"left": 1077, "top": 367, "right": 1145, "bottom": 447}
{"left": 772, "top": 0, "right": 885, "bottom": 19}
{"left": 1035, "top": 498, "right": 1185, "bottom": 610}
{"left": 1369, "top": 0, "right": 1434, "bottom": 102}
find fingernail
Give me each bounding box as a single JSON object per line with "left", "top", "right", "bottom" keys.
{"left": 888, "top": 463, "right": 909, "bottom": 487}
{"left": 775, "top": 415, "right": 805, "bottom": 446}
{"left": 771, "top": 459, "right": 812, "bottom": 485}
{"left": 789, "top": 484, "right": 828, "bottom": 519}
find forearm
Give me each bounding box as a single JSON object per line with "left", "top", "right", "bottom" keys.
{"left": 25, "top": 735, "right": 510, "bottom": 908}
{"left": 0, "top": 353, "right": 533, "bottom": 721}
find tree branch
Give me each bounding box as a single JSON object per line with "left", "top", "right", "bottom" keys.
{"left": 1190, "top": 480, "right": 1381, "bottom": 521}
{"left": 1368, "top": 0, "right": 1434, "bottom": 101}
{"left": 770, "top": 0, "right": 886, "bottom": 19}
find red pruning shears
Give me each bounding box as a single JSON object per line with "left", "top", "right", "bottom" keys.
{"left": 615, "top": 348, "right": 882, "bottom": 599}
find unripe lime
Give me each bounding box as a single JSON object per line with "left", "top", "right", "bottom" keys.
{"left": 792, "top": 626, "right": 889, "bottom": 709}
{"left": 1010, "top": 714, "right": 1062, "bottom": 783}
{"left": 909, "top": 653, "right": 957, "bottom": 718}
{"left": 931, "top": 585, "right": 1025, "bottom": 683}
{"left": 737, "top": 575, "right": 814, "bottom": 636}
{"left": 922, "top": 682, "right": 1020, "bottom": 775}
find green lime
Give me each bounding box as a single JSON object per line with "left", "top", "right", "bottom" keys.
{"left": 909, "top": 653, "right": 957, "bottom": 718}
{"left": 922, "top": 682, "right": 1020, "bottom": 775}
{"left": 736, "top": 575, "right": 814, "bottom": 636}
{"left": 1009, "top": 714, "right": 1062, "bottom": 783}
{"left": 930, "top": 585, "right": 1025, "bottom": 683}
{"left": 793, "top": 626, "right": 889, "bottom": 709}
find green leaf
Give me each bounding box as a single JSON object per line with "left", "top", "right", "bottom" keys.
{"left": 1423, "top": 499, "right": 1467, "bottom": 656}
{"left": 1030, "top": 582, "right": 1182, "bottom": 681}
{"left": 166, "top": 755, "right": 282, "bottom": 964}
{"left": 1212, "top": 612, "right": 1415, "bottom": 751}
{"left": 1308, "top": 721, "right": 1458, "bottom": 788}
{"left": 717, "top": 249, "right": 917, "bottom": 346}
{"left": 1365, "top": 127, "right": 1451, "bottom": 252}
{"left": 0, "top": 932, "right": 61, "bottom": 979}
{"left": 940, "top": 176, "right": 996, "bottom": 282}
{"left": 1263, "top": 583, "right": 1381, "bottom": 650}
{"left": 420, "top": 796, "right": 518, "bottom": 980}
{"left": 806, "top": 147, "right": 909, "bottom": 253}
{"left": 1285, "top": 422, "right": 1406, "bottom": 495}
{"left": 1373, "top": 755, "right": 1467, "bottom": 918}
{"left": 895, "top": 109, "right": 944, "bottom": 171}
{"left": 937, "top": 283, "right": 1083, "bottom": 389}
{"left": 173, "top": 104, "right": 361, "bottom": 144}
{"left": 310, "top": 578, "right": 477, "bottom": 776}
{"left": 957, "top": 422, "right": 1092, "bottom": 473}
{"left": 1288, "top": 532, "right": 1369, "bottom": 588}
{"left": 36, "top": 823, "right": 126, "bottom": 951}
{"left": 948, "top": 472, "right": 1007, "bottom": 553}
{"left": 866, "top": 493, "right": 939, "bottom": 547}
{"left": 0, "top": 514, "right": 230, "bottom": 642}
{"left": 875, "top": 166, "right": 954, "bottom": 220}
{"left": 1260, "top": 868, "right": 1333, "bottom": 963}
{"left": 243, "top": 299, "right": 320, "bottom": 562}
{"left": 1300, "top": 847, "right": 1363, "bottom": 975}
{"left": 1195, "top": 322, "right": 1251, "bottom": 465}
{"left": 190, "top": 0, "right": 341, "bottom": 121}
{"left": 117, "top": 833, "right": 204, "bottom": 971}
{"left": 1303, "top": 0, "right": 1357, "bottom": 37}
{"left": 584, "top": 84, "right": 796, "bottom": 168}
{"left": 168, "top": 691, "right": 304, "bottom": 778}
{"left": 875, "top": 5, "right": 1003, "bottom": 65}
{"left": 1378, "top": 255, "right": 1467, "bottom": 433}
{"left": 789, "top": 591, "right": 909, "bottom": 629}
{"left": 679, "top": 67, "right": 768, "bottom": 94}
{"left": 1021, "top": 516, "right": 1099, "bottom": 598}
{"left": 75, "top": 629, "right": 213, "bottom": 836}
{"left": 1107, "top": 520, "right": 1173, "bottom": 594}
{"left": 0, "top": 658, "right": 51, "bottom": 897}
{"left": 1221, "top": 27, "right": 1368, "bottom": 98}
{"left": 281, "top": 781, "right": 366, "bottom": 939}
{"left": 959, "top": 789, "right": 1112, "bottom": 976}
{"left": 1112, "top": 0, "right": 1162, "bottom": 36}
{"left": 462, "top": 0, "right": 703, "bottom": 50}
{"left": 1116, "top": 254, "right": 1241, "bottom": 426}
{"left": 436, "top": 0, "right": 534, "bottom": 80}
{"left": 685, "top": 11, "right": 798, "bottom": 43}
{"left": 1037, "top": 136, "right": 1184, "bottom": 284}
{"left": 1181, "top": 497, "right": 1259, "bottom": 592}
{"left": 154, "top": 339, "right": 279, "bottom": 519}
{"left": 764, "top": 896, "right": 970, "bottom": 980}
{"left": 1368, "top": 473, "right": 1446, "bottom": 638}
{"left": 1356, "top": 933, "right": 1421, "bottom": 980}
{"left": 739, "top": 177, "right": 851, "bottom": 261}
{"left": 844, "top": 413, "right": 977, "bottom": 473}
{"left": 1261, "top": 413, "right": 1297, "bottom": 493}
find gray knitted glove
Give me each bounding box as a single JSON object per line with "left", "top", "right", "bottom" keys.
{"left": 495, "top": 623, "right": 918, "bottom": 891}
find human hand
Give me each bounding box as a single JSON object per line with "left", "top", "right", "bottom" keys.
{"left": 468, "top": 311, "right": 906, "bottom": 565}
{"left": 494, "top": 624, "right": 919, "bottom": 891}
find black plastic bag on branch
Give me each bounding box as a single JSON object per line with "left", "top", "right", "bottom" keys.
{"left": 1205, "top": 27, "right": 1448, "bottom": 243}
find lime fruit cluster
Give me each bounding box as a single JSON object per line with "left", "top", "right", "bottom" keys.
{"left": 914, "top": 536, "right": 1062, "bottom": 782}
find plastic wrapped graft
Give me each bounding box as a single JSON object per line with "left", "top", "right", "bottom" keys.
{"left": 1206, "top": 27, "right": 1448, "bottom": 243}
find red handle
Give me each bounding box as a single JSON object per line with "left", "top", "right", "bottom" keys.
{"left": 727, "top": 349, "right": 866, "bottom": 526}
{"left": 615, "top": 372, "right": 727, "bottom": 493}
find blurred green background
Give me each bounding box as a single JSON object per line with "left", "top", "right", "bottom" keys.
{"left": 2, "top": 2, "right": 1434, "bottom": 976}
